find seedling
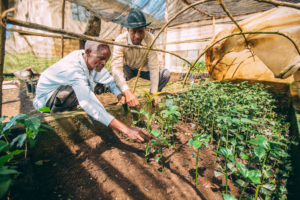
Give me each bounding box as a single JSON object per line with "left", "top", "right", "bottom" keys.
{"left": 189, "top": 132, "right": 210, "bottom": 186}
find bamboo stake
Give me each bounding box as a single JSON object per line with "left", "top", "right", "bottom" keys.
{"left": 0, "top": 16, "right": 191, "bottom": 66}
{"left": 163, "top": 0, "right": 169, "bottom": 68}
{"left": 61, "top": 0, "right": 65, "bottom": 58}
{"left": 216, "top": 0, "right": 255, "bottom": 60}
{"left": 7, "top": 28, "right": 78, "bottom": 39}
{"left": 181, "top": 0, "right": 213, "bottom": 17}
{"left": 182, "top": 31, "right": 300, "bottom": 86}
{"left": 256, "top": 0, "right": 300, "bottom": 9}
{"left": 132, "top": 0, "right": 213, "bottom": 92}
{"left": 0, "top": 0, "right": 8, "bottom": 117}
{"left": 212, "top": 16, "right": 215, "bottom": 37}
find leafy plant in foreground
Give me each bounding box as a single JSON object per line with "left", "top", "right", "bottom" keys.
{"left": 0, "top": 110, "right": 52, "bottom": 198}
{"left": 189, "top": 132, "right": 210, "bottom": 186}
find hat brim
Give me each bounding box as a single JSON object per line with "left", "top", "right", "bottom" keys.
{"left": 121, "top": 22, "right": 151, "bottom": 28}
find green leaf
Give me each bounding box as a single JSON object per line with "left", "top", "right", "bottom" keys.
{"left": 40, "top": 123, "right": 53, "bottom": 130}
{"left": 2, "top": 114, "right": 26, "bottom": 134}
{"left": 219, "top": 147, "right": 233, "bottom": 159}
{"left": 24, "top": 117, "right": 41, "bottom": 132}
{"left": 248, "top": 170, "right": 261, "bottom": 184}
{"left": 240, "top": 152, "right": 249, "bottom": 160}
{"left": 154, "top": 157, "right": 160, "bottom": 162}
{"left": 0, "top": 167, "right": 19, "bottom": 175}
{"left": 249, "top": 135, "right": 269, "bottom": 149}
{"left": 10, "top": 133, "right": 27, "bottom": 148}
{"left": 188, "top": 138, "right": 194, "bottom": 146}
{"left": 0, "top": 155, "right": 13, "bottom": 167}
{"left": 0, "top": 177, "right": 12, "bottom": 198}
{"left": 236, "top": 162, "right": 248, "bottom": 178}
{"left": 262, "top": 184, "right": 276, "bottom": 191}
{"left": 192, "top": 140, "right": 202, "bottom": 149}
{"left": 214, "top": 171, "right": 223, "bottom": 177}
{"left": 0, "top": 141, "right": 9, "bottom": 153}
{"left": 151, "top": 129, "right": 161, "bottom": 138}
{"left": 253, "top": 147, "right": 266, "bottom": 161}
{"left": 235, "top": 179, "right": 247, "bottom": 187}
{"left": 263, "top": 169, "right": 273, "bottom": 178}
{"left": 166, "top": 99, "right": 174, "bottom": 108}
{"left": 38, "top": 106, "right": 51, "bottom": 113}
{"left": 240, "top": 118, "right": 256, "bottom": 125}
{"left": 222, "top": 193, "right": 237, "bottom": 200}
{"left": 130, "top": 109, "right": 139, "bottom": 114}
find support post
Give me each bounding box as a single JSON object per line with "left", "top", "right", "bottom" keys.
{"left": 0, "top": 0, "right": 8, "bottom": 117}
{"left": 61, "top": 0, "right": 65, "bottom": 58}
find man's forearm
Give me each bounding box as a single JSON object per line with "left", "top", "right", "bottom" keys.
{"left": 108, "top": 118, "right": 130, "bottom": 133}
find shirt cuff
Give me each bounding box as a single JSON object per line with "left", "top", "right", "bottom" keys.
{"left": 94, "top": 111, "right": 115, "bottom": 127}
{"left": 120, "top": 84, "right": 130, "bottom": 92}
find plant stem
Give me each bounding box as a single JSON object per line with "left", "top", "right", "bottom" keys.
{"left": 210, "top": 115, "right": 215, "bottom": 144}
{"left": 225, "top": 157, "right": 228, "bottom": 193}
{"left": 255, "top": 150, "right": 269, "bottom": 199}
{"left": 254, "top": 185, "right": 260, "bottom": 200}
{"left": 214, "top": 138, "right": 221, "bottom": 165}
{"left": 226, "top": 127, "right": 229, "bottom": 148}
{"left": 145, "top": 142, "right": 149, "bottom": 163}
{"left": 160, "top": 145, "right": 164, "bottom": 172}
{"left": 195, "top": 148, "right": 200, "bottom": 186}
{"left": 239, "top": 183, "right": 247, "bottom": 200}
{"left": 2, "top": 134, "right": 9, "bottom": 144}
{"left": 24, "top": 139, "right": 28, "bottom": 160}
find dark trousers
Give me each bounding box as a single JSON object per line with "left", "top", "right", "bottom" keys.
{"left": 123, "top": 65, "right": 170, "bottom": 92}
{"left": 46, "top": 85, "right": 78, "bottom": 113}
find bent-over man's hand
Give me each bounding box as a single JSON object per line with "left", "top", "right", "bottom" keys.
{"left": 109, "top": 118, "right": 150, "bottom": 142}
{"left": 124, "top": 127, "right": 150, "bottom": 142}
{"left": 124, "top": 89, "right": 139, "bottom": 107}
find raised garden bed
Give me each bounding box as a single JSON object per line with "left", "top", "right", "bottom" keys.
{"left": 4, "top": 80, "right": 299, "bottom": 200}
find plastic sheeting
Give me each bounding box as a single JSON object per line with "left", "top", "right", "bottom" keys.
{"left": 67, "top": 0, "right": 165, "bottom": 29}
{"left": 68, "top": 0, "right": 299, "bottom": 28}
{"left": 205, "top": 4, "right": 300, "bottom": 83}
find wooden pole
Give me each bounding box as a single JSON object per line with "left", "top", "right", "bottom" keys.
{"left": 61, "top": 0, "right": 65, "bottom": 58}
{"left": 0, "top": 0, "right": 8, "bottom": 117}
{"left": 163, "top": 0, "right": 168, "bottom": 68}
{"left": 2, "top": 17, "right": 192, "bottom": 65}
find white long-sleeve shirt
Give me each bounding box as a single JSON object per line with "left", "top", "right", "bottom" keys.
{"left": 33, "top": 50, "right": 122, "bottom": 126}
{"left": 111, "top": 31, "right": 160, "bottom": 93}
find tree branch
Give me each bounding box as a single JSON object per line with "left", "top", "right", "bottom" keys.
{"left": 256, "top": 0, "right": 300, "bottom": 9}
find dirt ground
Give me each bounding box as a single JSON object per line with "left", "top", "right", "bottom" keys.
{"left": 4, "top": 77, "right": 291, "bottom": 200}
{"left": 10, "top": 118, "right": 239, "bottom": 200}
{"left": 3, "top": 76, "right": 239, "bottom": 200}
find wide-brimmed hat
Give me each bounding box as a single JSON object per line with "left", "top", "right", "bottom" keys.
{"left": 121, "top": 9, "right": 151, "bottom": 28}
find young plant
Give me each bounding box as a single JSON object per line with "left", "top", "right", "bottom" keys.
{"left": 188, "top": 132, "right": 210, "bottom": 186}
{"left": 156, "top": 99, "right": 181, "bottom": 145}
{"left": 150, "top": 129, "right": 168, "bottom": 171}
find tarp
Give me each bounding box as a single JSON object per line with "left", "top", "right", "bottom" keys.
{"left": 205, "top": 4, "right": 300, "bottom": 83}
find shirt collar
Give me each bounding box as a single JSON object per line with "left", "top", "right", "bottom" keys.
{"left": 127, "top": 31, "right": 147, "bottom": 46}
{"left": 78, "top": 50, "right": 90, "bottom": 75}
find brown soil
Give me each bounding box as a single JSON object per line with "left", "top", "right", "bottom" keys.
{"left": 10, "top": 119, "right": 240, "bottom": 200}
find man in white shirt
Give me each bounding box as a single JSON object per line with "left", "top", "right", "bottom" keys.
{"left": 111, "top": 9, "right": 170, "bottom": 108}
{"left": 33, "top": 41, "right": 149, "bottom": 142}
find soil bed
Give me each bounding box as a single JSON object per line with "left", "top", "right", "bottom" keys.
{"left": 10, "top": 117, "right": 235, "bottom": 200}
{"left": 7, "top": 80, "right": 297, "bottom": 200}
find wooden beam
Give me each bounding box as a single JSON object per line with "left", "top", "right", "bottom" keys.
{"left": 61, "top": 0, "right": 66, "bottom": 58}
{"left": 0, "top": 0, "right": 8, "bottom": 117}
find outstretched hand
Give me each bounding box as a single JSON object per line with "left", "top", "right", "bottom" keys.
{"left": 124, "top": 89, "right": 139, "bottom": 108}
{"left": 125, "top": 127, "right": 150, "bottom": 142}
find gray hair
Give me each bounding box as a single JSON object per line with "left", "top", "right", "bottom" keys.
{"left": 84, "top": 40, "right": 110, "bottom": 52}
